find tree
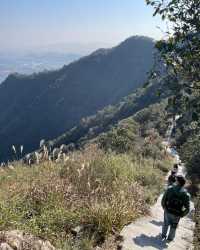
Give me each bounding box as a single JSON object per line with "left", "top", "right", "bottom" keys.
{"left": 146, "top": 0, "right": 200, "bottom": 126}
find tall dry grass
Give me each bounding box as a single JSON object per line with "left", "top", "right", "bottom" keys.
{"left": 0, "top": 144, "right": 171, "bottom": 249}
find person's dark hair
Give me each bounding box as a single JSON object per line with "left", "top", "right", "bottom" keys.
{"left": 176, "top": 175, "right": 186, "bottom": 187}
{"left": 173, "top": 164, "right": 178, "bottom": 169}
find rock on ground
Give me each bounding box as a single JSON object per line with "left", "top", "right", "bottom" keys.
{"left": 0, "top": 231, "right": 55, "bottom": 250}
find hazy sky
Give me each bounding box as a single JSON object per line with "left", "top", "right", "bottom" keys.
{"left": 0, "top": 0, "right": 166, "bottom": 52}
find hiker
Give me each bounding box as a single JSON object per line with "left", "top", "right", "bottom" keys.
{"left": 161, "top": 175, "right": 190, "bottom": 242}
{"left": 172, "top": 163, "right": 178, "bottom": 174}
{"left": 167, "top": 164, "right": 179, "bottom": 186}
{"left": 167, "top": 170, "right": 177, "bottom": 186}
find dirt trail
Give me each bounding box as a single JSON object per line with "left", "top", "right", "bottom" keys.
{"left": 120, "top": 167, "right": 195, "bottom": 250}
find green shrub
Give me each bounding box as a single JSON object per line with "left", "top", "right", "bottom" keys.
{"left": 155, "top": 160, "right": 172, "bottom": 173}
{"left": 99, "top": 118, "right": 140, "bottom": 154}
{"left": 179, "top": 135, "right": 200, "bottom": 180}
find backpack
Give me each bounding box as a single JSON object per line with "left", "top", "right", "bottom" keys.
{"left": 166, "top": 192, "right": 184, "bottom": 216}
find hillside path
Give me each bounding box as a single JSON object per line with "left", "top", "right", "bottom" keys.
{"left": 120, "top": 167, "right": 195, "bottom": 250}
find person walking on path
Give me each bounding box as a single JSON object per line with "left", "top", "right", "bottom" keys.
{"left": 167, "top": 170, "right": 177, "bottom": 186}
{"left": 172, "top": 163, "right": 179, "bottom": 174}
{"left": 167, "top": 164, "right": 179, "bottom": 186}
{"left": 161, "top": 175, "right": 190, "bottom": 242}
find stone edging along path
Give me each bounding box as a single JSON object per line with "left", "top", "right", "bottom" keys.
{"left": 120, "top": 164, "right": 195, "bottom": 250}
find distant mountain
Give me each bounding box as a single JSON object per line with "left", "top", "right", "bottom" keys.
{"left": 0, "top": 36, "right": 155, "bottom": 161}
{"left": 0, "top": 52, "right": 81, "bottom": 83}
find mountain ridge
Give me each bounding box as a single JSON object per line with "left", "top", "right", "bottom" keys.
{"left": 0, "top": 36, "right": 156, "bottom": 161}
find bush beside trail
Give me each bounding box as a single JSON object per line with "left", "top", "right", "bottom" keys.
{"left": 0, "top": 143, "right": 171, "bottom": 249}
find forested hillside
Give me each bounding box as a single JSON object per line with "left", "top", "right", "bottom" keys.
{"left": 0, "top": 36, "right": 155, "bottom": 162}
{"left": 49, "top": 80, "right": 169, "bottom": 151}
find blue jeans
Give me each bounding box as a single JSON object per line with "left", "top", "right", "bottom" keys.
{"left": 162, "top": 210, "right": 180, "bottom": 240}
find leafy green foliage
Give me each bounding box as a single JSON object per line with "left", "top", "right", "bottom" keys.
{"left": 99, "top": 118, "right": 140, "bottom": 153}
{"left": 133, "top": 101, "right": 169, "bottom": 136}
{"left": 179, "top": 135, "right": 200, "bottom": 180}
{"left": 146, "top": 0, "right": 200, "bottom": 125}
{"left": 97, "top": 102, "right": 168, "bottom": 170}
{"left": 146, "top": 1, "right": 200, "bottom": 248}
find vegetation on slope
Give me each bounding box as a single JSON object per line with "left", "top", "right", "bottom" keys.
{"left": 50, "top": 82, "right": 168, "bottom": 150}
{"left": 0, "top": 149, "right": 171, "bottom": 249}
{"left": 0, "top": 36, "right": 155, "bottom": 162}
{"left": 0, "top": 102, "right": 172, "bottom": 249}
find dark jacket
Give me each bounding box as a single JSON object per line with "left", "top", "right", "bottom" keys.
{"left": 162, "top": 185, "right": 190, "bottom": 217}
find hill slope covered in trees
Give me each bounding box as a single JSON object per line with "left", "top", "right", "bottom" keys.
{"left": 49, "top": 80, "right": 168, "bottom": 152}
{"left": 0, "top": 36, "right": 155, "bottom": 161}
